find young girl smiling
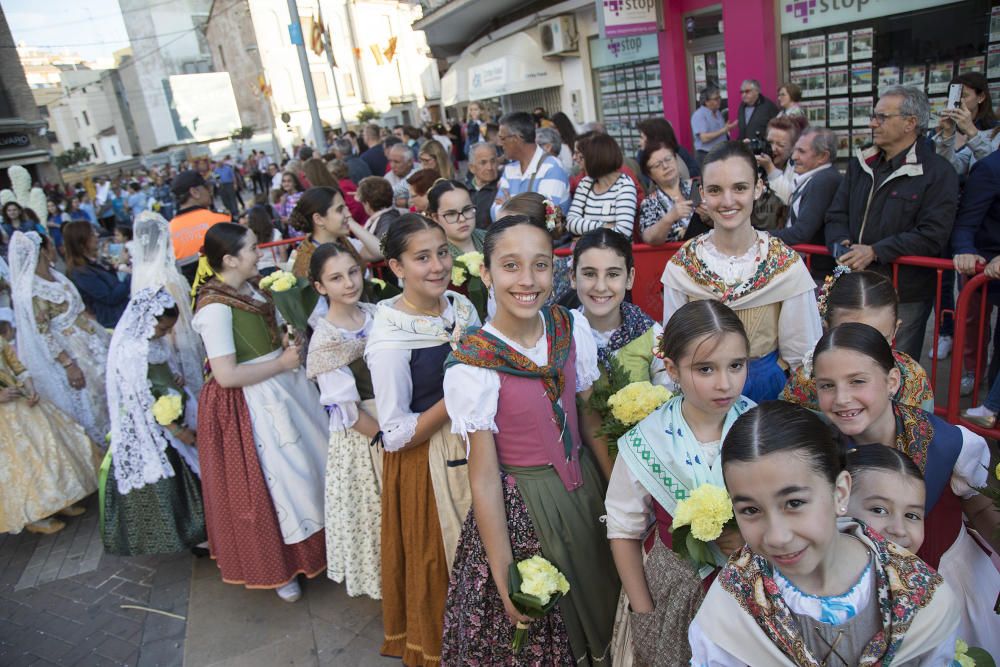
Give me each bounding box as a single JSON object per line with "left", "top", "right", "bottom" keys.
{"left": 305, "top": 243, "right": 382, "bottom": 599}
{"left": 364, "top": 214, "right": 478, "bottom": 666}
{"left": 441, "top": 215, "right": 618, "bottom": 665}
{"left": 287, "top": 186, "right": 381, "bottom": 279}
{"left": 845, "top": 444, "right": 927, "bottom": 555}
{"left": 426, "top": 179, "right": 486, "bottom": 257}
{"left": 661, "top": 142, "right": 821, "bottom": 402}
{"left": 605, "top": 299, "right": 753, "bottom": 666}
{"left": 689, "top": 401, "right": 961, "bottom": 666}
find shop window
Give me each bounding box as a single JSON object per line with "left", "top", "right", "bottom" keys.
{"left": 311, "top": 72, "right": 331, "bottom": 100}
{"left": 590, "top": 35, "right": 663, "bottom": 157}
{"left": 343, "top": 73, "right": 356, "bottom": 98}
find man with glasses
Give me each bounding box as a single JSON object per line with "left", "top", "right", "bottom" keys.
{"left": 491, "top": 111, "right": 570, "bottom": 220}
{"left": 691, "top": 85, "right": 737, "bottom": 166}
{"left": 825, "top": 85, "right": 959, "bottom": 360}
{"left": 736, "top": 79, "right": 780, "bottom": 143}
{"left": 467, "top": 142, "right": 499, "bottom": 229}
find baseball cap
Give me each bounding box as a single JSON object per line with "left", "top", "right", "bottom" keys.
{"left": 171, "top": 170, "right": 206, "bottom": 197}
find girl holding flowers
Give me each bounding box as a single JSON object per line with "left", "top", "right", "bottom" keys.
{"left": 689, "top": 401, "right": 961, "bottom": 666}
{"left": 604, "top": 299, "right": 754, "bottom": 666}
{"left": 287, "top": 186, "right": 382, "bottom": 279}
{"left": 305, "top": 243, "right": 382, "bottom": 599}
{"left": 812, "top": 323, "right": 1000, "bottom": 654}
{"left": 661, "top": 142, "right": 821, "bottom": 402}
{"left": 193, "top": 223, "right": 329, "bottom": 602}
{"left": 364, "top": 214, "right": 479, "bottom": 666}
{"left": 780, "top": 269, "right": 933, "bottom": 413}
{"left": 441, "top": 215, "right": 618, "bottom": 665}
{"left": 102, "top": 288, "right": 206, "bottom": 556}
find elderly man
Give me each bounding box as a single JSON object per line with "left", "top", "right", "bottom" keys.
{"left": 467, "top": 142, "right": 499, "bottom": 229}
{"left": 360, "top": 123, "right": 388, "bottom": 176}
{"left": 737, "top": 79, "right": 780, "bottom": 142}
{"left": 491, "top": 111, "right": 570, "bottom": 220}
{"left": 772, "top": 127, "right": 842, "bottom": 250}
{"left": 385, "top": 143, "right": 418, "bottom": 210}
{"left": 755, "top": 116, "right": 806, "bottom": 204}
{"left": 331, "top": 138, "right": 371, "bottom": 184}
{"left": 825, "top": 85, "right": 959, "bottom": 359}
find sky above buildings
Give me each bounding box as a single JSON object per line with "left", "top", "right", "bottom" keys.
{"left": 3, "top": 0, "right": 130, "bottom": 61}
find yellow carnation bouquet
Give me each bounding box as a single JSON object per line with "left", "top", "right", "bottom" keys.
{"left": 670, "top": 483, "right": 734, "bottom": 571}
{"left": 508, "top": 555, "right": 570, "bottom": 654}
{"left": 151, "top": 393, "right": 184, "bottom": 427}
{"left": 259, "top": 269, "right": 319, "bottom": 335}
{"left": 450, "top": 251, "right": 487, "bottom": 321}
{"left": 588, "top": 357, "right": 672, "bottom": 456}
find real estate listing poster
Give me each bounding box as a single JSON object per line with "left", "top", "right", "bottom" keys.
{"left": 827, "top": 32, "right": 848, "bottom": 64}
{"left": 828, "top": 98, "right": 850, "bottom": 127}
{"left": 851, "top": 63, "right": 872, "bottom": 93}
{"left": 827, "top": 65, "right": 849, "bottom": 95}
{"left": 851, "top": 28, "right": 873, "bottom": 60}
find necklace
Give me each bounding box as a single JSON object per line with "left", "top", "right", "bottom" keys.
{"left": 400, "top": 295, "right": 443, "bottom": 318}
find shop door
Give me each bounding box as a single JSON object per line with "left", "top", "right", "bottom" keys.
{"left": 683, "top": 8, "right": 728, "bottom": 117}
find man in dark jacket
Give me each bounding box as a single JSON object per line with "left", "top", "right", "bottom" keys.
{"left": 467, "top": 142, "right": 499, "bottom": 229}
{"left": 331, "top": 138, "right": 372, "bottom": 184}
{"left": 825, "top": 85, "right": 959, "bottom": 360}
{"left": 360, "top": 124, "right": 388, "bottom": 176}
{"left": 737, "top": 79, "right": 780, "bottom": 142}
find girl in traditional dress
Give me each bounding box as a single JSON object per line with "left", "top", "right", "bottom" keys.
{"left": 605, "top": 299, "right": 754, "bottom": 667}
{"left": 661, "top": 142, "right": 821, "bottom": 403}
{"left": 102, "top": 288, "right": 206, "bottom": 556}
{"left": 192, "top": 223, "right": 329, "bottom": 602}
{"left": 426, "top": 179, "right": 486, "bottom": 258}
{"left": 305, "top": 243, "right": 382, "bottom": 599}
{"left": 441, "top": 214, "right": 618, "bottom": 665}
{"left": 812, "top": 322, "right": 1000, "bottom": 654}
{"left": 0, "top": 328, "right": 97, "bottom": 535}
{"left": 129, "top": 211, "right": 204, "bottom": 395}
{"left": 845, "top": 445, "right": 927, "bottom": 557}
{"left": 498, "top": 193, "right": 572, "bottom": 307}
{"left": 364, "top": 214, "right": 479, "bottom": 666}
{"left": 780, "top": 269, "right": 933, "bottom": 413}
{"left": 287, "top": 186, "right": 381, "bottom": 279}
{"left": 689, "top": 401, "right": 961, "bottom": 666}
{"left": 8, "top": 231, "right": 110, "bottom": 444}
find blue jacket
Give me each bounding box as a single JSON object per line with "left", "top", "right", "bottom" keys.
{"left": 68, "top": 261, "right": 131, "bottom": 328}
{"left": 952, "top": 148, "right": 1000, "bottom": 261}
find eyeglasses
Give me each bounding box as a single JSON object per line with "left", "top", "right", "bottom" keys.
{"left": 869, "top": 112, "right": 913, "bottom": 125}
{"left": 647, "top": 156, "right": 676, "bottom": 170}
{"left": 440, "top": 205, "right": 477, "bottom": 224}
{"left": 497, "top": 132, "right": 519, "bottom": 143}
{"left": 740, "top": 88, "right": 755, "bottom": 94}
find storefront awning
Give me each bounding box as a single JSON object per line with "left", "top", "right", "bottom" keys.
{"left": 442, "top": 31, "right": 562, "bottom": 104}
{"left": 415, "top": 0, "right": 535, "bottom": 58}
{"left": 0, "top": 149, "right": 50, "bottom": 170}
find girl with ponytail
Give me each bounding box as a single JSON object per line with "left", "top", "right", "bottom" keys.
{"left": 287, "top": 186, "right": 381, "bottom": 279}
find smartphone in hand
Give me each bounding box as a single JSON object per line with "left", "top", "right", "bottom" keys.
{"left": 947, "top": 83, "right": 963, "bottom": 110}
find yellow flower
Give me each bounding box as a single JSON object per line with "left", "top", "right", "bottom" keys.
{"left": 457, "top": 251, "right": 484, "bottom": 277}
{"left": 152, "top": 394, "right": 183, "bottom": 426}
{"left": 259, "top": 273, "right": 276, "bottom": 290}
{"left": 607, "top": 382, "right": 672, "bottom": 426}
{"left": 451, "top": 265, "right": 467, "bottom": 287}
{"left": 516, "top": 555, "right": 570, "bottom": 606}
{"left": 371, "top": 277, "right": 386, "bottom": 289}
{"left": 673, "top": 484, "right": 734, "bottom": 542}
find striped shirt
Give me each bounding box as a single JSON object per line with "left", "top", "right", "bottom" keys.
{"left": 566, "top": 173, "right": 638, "bottom": 238}
{"left": 491, "top": 146, "right": 571, "bottom": 220}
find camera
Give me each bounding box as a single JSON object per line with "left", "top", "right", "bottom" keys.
{"left": 747, "top": 135, "right": 772, "bottom": 157}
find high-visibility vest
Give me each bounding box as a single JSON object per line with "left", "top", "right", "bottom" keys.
{"left": 169, "top": 207, "right": 230, "bottom": 263}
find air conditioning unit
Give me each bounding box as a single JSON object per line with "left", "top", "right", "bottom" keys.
{"left": 540, "top": 16, "right": 578, "bottom": 57}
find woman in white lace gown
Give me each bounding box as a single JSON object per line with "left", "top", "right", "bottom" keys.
{"left": 9, "top": 231, "right": 110, "bottom": 442}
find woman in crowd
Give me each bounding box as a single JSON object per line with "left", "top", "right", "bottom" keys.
{"left": 274, "top": 171, "right": 306, "bottom": 225}
{"left": 566, "top": 134, "right": 638, "bottom": 239}
{"left": 935, "top": 71, "right": 998, "bottom": 177}
{"left": 245, "top": 205, "right": 286, "bottom": 277}
{"left": 811, "top": 322, "right": 999, "bottom": 653}
{"left": 661, "top": 142, "right": 821, "bottom": 402}
{"left": 442, "top": 214, "right": 618, "bottom": 665}
{"left": 637, "top": 117, "right": 698, "bottom": 180}
{"left": 606, "top": 301, "right": 752, "bottom": 666}
{"left": 688, "top": 401, "right": 961, "bottom": 665}
{"left": 102, "top": 288, "right": 206, "bottom": 556}
{"left": 9, "top": 231, "right": 110, "bottom": 444}
{"left": 287, "top": 186, "right": 381, "bottom": 279}
{"left": 193, "top": 223, "right": 329, "bottom": 602}
{"left": 781, "top": 269, "right": 934, "bottom": 413}
{"left": 61, "top": 220, "right": 131, "bottom": 328}
{"left": 426, "top": 179, "right": 485, "bottom": 257}
{"left": 637, "top": 141, "right": 707, "bottom": 245}
{"left": 406, "top": 168, "right": 440, "bottom": 215}
{"left": 45, "top": 200, "right": 67, "bottom": 248}
{"left": 418, "top": 140, "right": 454, "bottom": 181}
{"left": 2, "top": 201, "right": 47, "bottom": 239}
{"left": 775, "top": 82, "right": 804, "bottom": 118}
{"left": 357, "top": 176, "right": 400, "bottom": 240}
{"left": 550, "top": 111, "right": 578, "bottom": 171}
{"left": 0, "top": 318, "right": 97, "bottom": 536}
{"left": 327, "top": 159, "right": 368, "bottom": 224}
{"left": 306, "top": 243, "right": 382, "bottom": 599}
{"left": 365, "top": 214, "right": 478, "bottom": 665}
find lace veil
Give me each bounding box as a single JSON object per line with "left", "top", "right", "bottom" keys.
{"left": 107, "top": 287, "right": 180, "bottom": 494}
{"left": 129, "top": 211, "right": 204, "bottom": 394}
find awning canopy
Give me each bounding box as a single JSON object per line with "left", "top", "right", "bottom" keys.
{"left": 0, "top": 149, "right": 50, "bottom": 170}
{"left": 442, "top": 31, "right": 562, "bottom": 106}
{"left": 415, "top": 0, "right": 535, "bottom": 58}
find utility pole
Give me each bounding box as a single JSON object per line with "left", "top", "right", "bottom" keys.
{"left": 286, "top": 0, "right": 326, "bottom": 153}
{"left": 320, "top": 22, "right": 348, "bottom": 133}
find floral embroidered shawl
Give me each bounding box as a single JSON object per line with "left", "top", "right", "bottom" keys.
{"left": 194, "top": 276, "right": 279, "bottom": 336}
{"left": 592, "top": 301, "right": 655, "bottom": 374}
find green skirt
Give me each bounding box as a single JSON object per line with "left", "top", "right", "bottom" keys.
{"left": 101, "top": 446, "right": 206, "bottom": 556}
{"left": 503, "top": 452, "right": 620, "bottom": 665}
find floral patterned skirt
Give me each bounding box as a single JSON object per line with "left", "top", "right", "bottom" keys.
{"left": 441, "top": 470, "right": 575, "bottom": 667}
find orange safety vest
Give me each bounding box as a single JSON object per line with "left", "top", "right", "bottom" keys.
{"left": 169, "top": 207, "right": 231, "bottom": 262}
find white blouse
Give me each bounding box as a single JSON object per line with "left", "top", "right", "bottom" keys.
{"left": 951, "top": 425, "right": 991, "bottom": 499}
{"left": 315, "top": 312, "right": 374, "bottom": 433}
{"left": 443, "top": 309, "right": 600, "bottom": 440}
{"left": 662, "top": 231, "right": 822, "bottom": 370}
{"left": 192, "top": 285, "right": 277, "bottom": 360}
{"left": 589, "top": 320, "right": 670, "bottom": 388}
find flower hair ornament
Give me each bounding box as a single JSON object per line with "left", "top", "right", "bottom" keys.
{"left": 817, "top": 264, "right": 851, "bottom": 319}
{"left": 189, "top": 250, "right": 216, "bottom": 303}
{"left": 543, "top": 199, "right": 559, "bottom": 231}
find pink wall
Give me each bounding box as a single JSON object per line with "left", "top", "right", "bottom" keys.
{"left": 658, "top": 0, "right": 778, "bottom": 151}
